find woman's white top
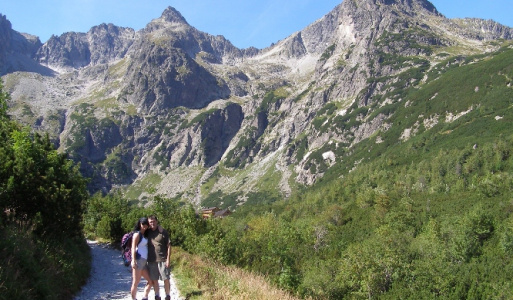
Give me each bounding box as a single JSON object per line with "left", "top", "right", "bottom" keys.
{"left": 136, "top": 233, "right": 148, "bottom": 260}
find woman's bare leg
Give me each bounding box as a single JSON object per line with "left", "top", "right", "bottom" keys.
{"left": 131, "top": 268, "right": 142, "bottom": 299}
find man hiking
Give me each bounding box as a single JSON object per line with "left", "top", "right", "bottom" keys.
{"left": 142, "top": 215, "right": 171, "bottom": 300}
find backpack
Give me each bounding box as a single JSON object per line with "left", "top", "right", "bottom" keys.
{"left": 121, "top": 231, "right": 143, "bottom": 267}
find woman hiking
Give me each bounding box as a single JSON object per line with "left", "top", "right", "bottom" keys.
{"left": 130, "top": 217, "right": 151, "bottom": 300}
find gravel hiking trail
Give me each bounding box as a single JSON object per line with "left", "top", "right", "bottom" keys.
{"left": 74, "top": 240, "right": 182, "bottom": 300}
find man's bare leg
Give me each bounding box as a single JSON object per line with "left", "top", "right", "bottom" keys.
{"left": 164, "top": 279, "right": 170, "bottom": 297}
{"left": 153, "top": 280, "right": 160, "bottom": 299}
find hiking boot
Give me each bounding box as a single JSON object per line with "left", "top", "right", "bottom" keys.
{"left": 165, "top": 296, "right": 170, "bottom": 300}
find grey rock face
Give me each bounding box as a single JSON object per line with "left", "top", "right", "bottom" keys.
{"left": 452, "top": 18, "right": 513, "bottom": 40}
{"left": 35, "top": 24, "right": 135, "bottom": 70}
{"left": 87, "top": 24, "right": 135, "bottom": 65}
{"left": 36, "top": 32, "right": 90, "bottom": 69}
{"left": 122, "top": 41, "right": 231, "bottom": 113}
{"left": 2, "top": 1, "right": 513, "bottom": 200}
{"left": 0, "top": 14, "right": 51, "bottom": 75}
{"left": 201, "top": 103, "right": 244, "bottom": 167}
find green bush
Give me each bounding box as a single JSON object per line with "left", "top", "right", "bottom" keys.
{"left": 0, "top": 80, "right": 90, "bottom": 298}
{"left": 0, "top": 227, "right": 90, "bottom": 299}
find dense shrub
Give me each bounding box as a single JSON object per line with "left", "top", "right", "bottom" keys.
{"left": 0, "top": 80, "right": 90, "bottom": 299}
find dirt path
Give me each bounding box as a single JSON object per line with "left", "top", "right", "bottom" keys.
{"left": 74, "top": 240, "right": 182, "bottom": 300}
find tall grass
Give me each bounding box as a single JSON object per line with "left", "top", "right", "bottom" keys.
{"left": 171, "top": 247, "right": 306, "bottom": 300}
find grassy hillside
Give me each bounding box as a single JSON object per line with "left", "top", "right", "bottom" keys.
{"left": 319, "top": 43, "right": 513, "bottom": 184}
{"left": 194, "top": 43, "right": 513, "bottom": 212}
{"left": 174, "top": 45, "right": 513, "bottom": 299}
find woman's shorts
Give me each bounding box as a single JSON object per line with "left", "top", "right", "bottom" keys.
{"left": 135, "top": 257, "right": 147, "bottom": 270}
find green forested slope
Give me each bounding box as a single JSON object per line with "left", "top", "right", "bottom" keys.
{"left": 181, "top": 45, "right": 513, "bottom": 299}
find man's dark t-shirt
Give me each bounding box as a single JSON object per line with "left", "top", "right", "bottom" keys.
{"left": 147, "top": 227, "right": 170, "bottom": 262}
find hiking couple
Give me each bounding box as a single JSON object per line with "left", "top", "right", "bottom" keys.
{"left": 130, "top": 215, "right": 172, "bottom": 300}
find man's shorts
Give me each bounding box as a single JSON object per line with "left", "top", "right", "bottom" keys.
{"left": 148, "top": 261, "right": 170, "bottom": 281}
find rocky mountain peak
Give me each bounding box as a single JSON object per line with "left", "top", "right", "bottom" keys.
{"left": 0, "top": 14, "right": 11, "bottom": 31}
{"left": 0, "top": 14, "right": 13, "bottom": 50}
{"left": 0, "top": 13, "right": 48, "bottom": 75}
{"left": 0, "top": 14, "right": 11, "bottom": 73}
{"left": 142, "top": 6, "right": 191, "bottom": 34}
{"left": 341, "top": 0, "right": 439, "bottom": 16}
{"left": 159, "top": 6, "right": 189, "bottom": 25}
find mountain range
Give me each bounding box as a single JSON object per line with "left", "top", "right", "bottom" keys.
{"left": 1, "top": 0, "right": 512, "bottom": 208}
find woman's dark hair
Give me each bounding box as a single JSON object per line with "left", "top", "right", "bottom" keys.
{"left": 134, "top": 217, "right": 149, "bottom": 237}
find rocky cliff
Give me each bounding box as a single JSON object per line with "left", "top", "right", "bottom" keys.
{"left": 1, "top": 0, "right": 512, "bottom": 206}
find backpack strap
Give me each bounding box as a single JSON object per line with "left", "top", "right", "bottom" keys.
{"left": 136, "top": 231, "right": 144, "bottom": 245}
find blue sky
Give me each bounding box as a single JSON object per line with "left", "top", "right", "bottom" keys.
{"left": 1, "top": 0, "right": 512, "bottom": 49}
